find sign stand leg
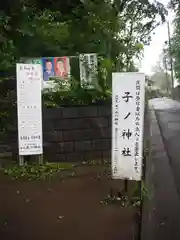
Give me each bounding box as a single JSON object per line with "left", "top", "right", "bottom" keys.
{"left": 124, "top": 178, "right": 128, "bottom": 193}
{"left": 19, "top": 155, "right": 24, "bottom": 166}
{"left": 138, "top": 180, "right": 142, "bottom": 239}
{"left": 38, "top": 155, "right": 43, "bottom": 165}
{"left": 109, "top": 187, "right": 113, "bottom": 198}
{"left": 138, "top": 154, "right": 145, "bottom": 240}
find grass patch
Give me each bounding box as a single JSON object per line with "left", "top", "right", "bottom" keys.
{"left": 0, "top": 162, "right": 75, "bottom": 180}
{"left": 81, "top": 159, "right": 110, "bottom": 166}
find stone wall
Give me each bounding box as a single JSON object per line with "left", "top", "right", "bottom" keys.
{"left": 4, "top": 105, "right": 111, "bottom": 163}
{"left": 42, "top": 106, "right": 111, "bottom": 162}
{"left": 0, "top": 78, "right": 112, "bottom": 163}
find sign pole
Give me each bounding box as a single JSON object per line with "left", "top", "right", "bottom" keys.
{"left": 19, "top": 155, "right": 24, "bottom": 166}
{"left": 138, "top": 152, "right": 146, "bottom": 239}
{"left": 38, "top": 155, "right": 43, "bottom": 164}
{"left": 124, "top": 178, "right": 128, "bottom": 193}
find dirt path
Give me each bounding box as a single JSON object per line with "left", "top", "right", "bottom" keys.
{"left": 0, "top": 166, "right": 138, "bottom": 240}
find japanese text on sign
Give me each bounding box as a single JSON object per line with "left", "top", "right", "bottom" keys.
{"left": 16, "top": 63, "right": 43, "bottom": 156}
{"left": 112, "top": 72, "right": 145, "bottom": 181}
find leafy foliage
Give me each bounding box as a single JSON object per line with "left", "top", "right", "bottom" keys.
{"left": 0, "top": 81, "right": 16, "bottom": 138}
{"left": 43, "top": 77, "right": 112, "bottom": 107}
{"left": 0, "top": 0, "right": 166, "bottom": 75}
{"left": 168, "top": 0, "right": 180, "bottom": 81}
{"left": 0, "top": 0, "right": 167, "bottom": 135}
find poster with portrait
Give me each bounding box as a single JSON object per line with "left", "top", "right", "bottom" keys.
{"left": 42, "top": 57, "right": 55, "bottom": 82}
{"left": 54, "top": 57, "right": 70, "bottom": 79}
{"left": 52, "top": 57, "right": 71, "bottom": 89}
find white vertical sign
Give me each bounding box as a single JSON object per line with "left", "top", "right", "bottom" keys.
{"left": 16, "top": 63, "right": 43, "bottom": 156}
{"left": 79, "top": 53, "right": 98, "bottom": 88}
{"left": 112, "top": 72, "right": 145, "bottom": 181}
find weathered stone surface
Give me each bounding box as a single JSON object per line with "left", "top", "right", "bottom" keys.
{"left": 44, "top": 142, "right": 74, "bottom": 154}
{"left": 74, "top": 140, "right": 92, "bottom": 152}
{"left": 44, "top": 131, "right": 62, "bottom": 142}
{"left": 93, "top": 139, "right": 110, "bottom": 151}
{"left": 66, "top": 153, "right": 84, "bottom": 162}
{"left": 1, "top": 105, "right": 112, "bottom": 163}
{"left": 43, "top": 108, "right": 63, "bottom": 119}
{"left": 78, "top": 106, "right": 98, "bottom": 117}
{"left": 83, "top": 151, "right": 102, "bottom": 161}
{"left": 62, "top": 107, "right": 79, "bottom": 119}
{"left": 98, "top": 106, "right": 111, "bottom": 117}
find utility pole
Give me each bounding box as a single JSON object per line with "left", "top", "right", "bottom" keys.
{"left": 163, "top": 54, "right": 169, "bottom": 95}
{"left": 167, "top": 21, "right": 174, "bottom": 99}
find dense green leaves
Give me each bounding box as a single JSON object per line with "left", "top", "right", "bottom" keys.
{"left": 0, "top": 0, "right": 166, "bottom": 76}
{"left": 0, "top": 0, "right": 168, "bottom": 137}
{"left": 168, "top": 0, "right": 180, "bottom": 81}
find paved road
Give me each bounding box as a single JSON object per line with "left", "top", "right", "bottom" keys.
{"left": 151, "top": 98, "right": 180, "bottom": 195}
{"left": 147, "top": 98, "right": 180, "bottom": 240}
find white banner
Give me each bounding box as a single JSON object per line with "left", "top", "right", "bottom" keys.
{"left": 112, "top": 72, "right": 145, "bottom": 181}
{"left": 79, "top": 53, "right": 98, "bottom": 88}
{"left": 16, "top": 64, "right": 43, "bottom": 156}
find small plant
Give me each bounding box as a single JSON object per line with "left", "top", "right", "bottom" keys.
{"left": 100, "top": 181, "right": 150, "bottom": 208}
{"left": 81, "top": 159, "right": 110, "bottom": 166}
{"left": 131, "top": 181, "right": 151, "bottom": 201}
{"left": 1, "top": 162, "right": 74, "bottom": 180}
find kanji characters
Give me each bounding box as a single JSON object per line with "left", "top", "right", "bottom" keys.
{"left": 134, "top": 79, "right": 141, "bottom": 161}
{"left": 124, "top": 112, "right": 131, "bottom": 120}
{"left": 122, "top": 129, "right": 132, "bottom": 140}
{"left": 122, "top": 92, "right": 133, "bottom": 103}
{"left": 122, "top": 147, "right": 131, "bottom": 156}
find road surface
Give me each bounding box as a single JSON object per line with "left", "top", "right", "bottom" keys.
{"left": 148, "top": 97, "right": 180, "bottom": 240}
{"left": 151, "top": 97, "right": 180, "bottom": 194}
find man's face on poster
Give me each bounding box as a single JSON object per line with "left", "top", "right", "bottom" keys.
{"left": 57, "top": 60, "right": 65, "bottom": 72}
{"left": 45, "top": 61, "right": 52, "bottom": 72}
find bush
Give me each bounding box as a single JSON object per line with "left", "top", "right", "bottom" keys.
{"left": 0, "top": 84, "right": 16, "bottom": 138}
{"left": 43, "top": 77, "right": 112, "bottom": 108}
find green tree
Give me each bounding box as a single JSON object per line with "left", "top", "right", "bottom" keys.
{"left": 168, "top": 0, "right": 180, "bottom": 81}
{"left": 0, "top": 0, "right": 167, "bottom": 76}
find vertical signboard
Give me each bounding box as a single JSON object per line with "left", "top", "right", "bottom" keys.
{"left": 16, "top": 64, "right": 43, "bottom": 156}
{"left": 112, "top": 72, "right": 145, "bottom": 181}
{"left": 79, "top": 53, "right": 98, "bottom": 88}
